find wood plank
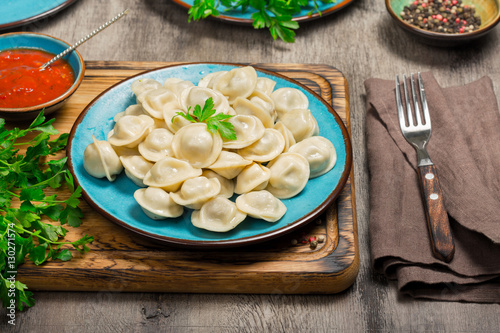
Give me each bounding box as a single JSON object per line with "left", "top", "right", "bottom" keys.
{"left": 16, "top": 61, "right": 358, "bottom": 294}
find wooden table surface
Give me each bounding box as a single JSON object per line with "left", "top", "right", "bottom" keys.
{"left": 1, "top": 0, "right": 500, "bottom": 331}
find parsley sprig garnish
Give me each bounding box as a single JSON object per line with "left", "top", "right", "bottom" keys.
{"left": 187, "top": 0, "right": 336, "bottom": 43}
{"left": 0, "top": 112, "right": 94, "bottom": 311}
{"left": 173, "top": 97, "right": 237, "bottom": 140}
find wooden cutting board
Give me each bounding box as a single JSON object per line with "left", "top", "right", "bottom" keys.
{"left": 18, "top": 61, "right": 359, "bottom": 294}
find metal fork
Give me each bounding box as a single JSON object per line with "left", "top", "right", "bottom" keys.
{"left": 396, "top": 73, "right": 455, "bottom": 263}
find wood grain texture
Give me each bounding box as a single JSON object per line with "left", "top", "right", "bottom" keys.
{"left": 417, "top": 164, "right": 455, "bottom": 262}
{"left": 14, "top": 61, "right": 359, "bottom": 295}
{"left": 1, "top": 0, "right": 500, "bottom": 331}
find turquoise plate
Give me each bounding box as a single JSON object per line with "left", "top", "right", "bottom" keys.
{"left": 0, "top": 0, "right": 78, "bottom": 30}
{"left": 171, "top": 0, "right": 355, "bottom": 24}
{"left": 67, "top": 63, "right": 352, "bottom": 248}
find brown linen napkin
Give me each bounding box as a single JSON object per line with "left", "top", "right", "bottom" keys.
{"left": 365, "top": 72, "right": 500, "bottom": 303}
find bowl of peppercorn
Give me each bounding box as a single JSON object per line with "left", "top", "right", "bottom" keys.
{"left": 386, "top": 0, "right": 500, "bottom": 46}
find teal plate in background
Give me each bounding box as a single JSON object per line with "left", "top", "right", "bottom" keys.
{"left": 171, "top": 0, "right": 354, "bottom": 24}
{"left": 0, "top": 0, "right": 78, "bottom": 30}
{"left": 67, "top": 63, "right": 352, "bottom": 248}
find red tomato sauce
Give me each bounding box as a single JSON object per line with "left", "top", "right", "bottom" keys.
{"left": 0, "top": 48, "right": 75, "bottom": 108}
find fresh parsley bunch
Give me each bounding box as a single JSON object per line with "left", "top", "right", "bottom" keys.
{"left": 188, "top": 0, "right": 336, "bottom": 43}
{"left": 0, "top": 112, "right": 94, "bottom": 311}
{"left": 173, "top": 97, "right": 237, "bottom": 140}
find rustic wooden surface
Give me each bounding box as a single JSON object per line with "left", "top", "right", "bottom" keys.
{"left": 16, "top": 62, "right": 359, "bottom": 295}
{"left": 1, "top": 0, "right": 500, "bottom": 331}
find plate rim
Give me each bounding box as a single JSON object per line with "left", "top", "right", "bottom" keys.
{"left": 0, "top": 0, "right": 78, "bottom": 31}
{"left": 171, "top": 0, "right": 355, "bottom": 25}
{"left": 67, "top": 62, "right": 353, "bottom": 248}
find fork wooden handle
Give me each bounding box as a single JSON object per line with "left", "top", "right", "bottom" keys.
{"left": 417, "top": 165, "right": 455, "bottom": 262}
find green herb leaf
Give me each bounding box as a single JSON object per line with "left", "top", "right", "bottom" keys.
{"left": 209, "top": 118, "right": 237, "bottom": 140}
{"left": 172, "top": 98, "right": 237, "bottom": 140}
{"left": 15, "top": 280, "right": 35, "bottom": 311}
{"left": 11, "top": 210, "right": 40, "bottom": 228}
{"left": 0, "top": 111, "right": 93, "bottom": 311}
{"left": 187, "top": 0, "right": 324, "bottom": 42}
{"left": 65, "top": 186, "right": 82, "bottom": 208}
{"left": 198, "top": 97, "right": 217, "bottom": 122}
{"left": 52, "top": 249, "right": 72, "bottom": 261}
{"left": 29, "top": 244, "right": 49, "bottom": 265}
{"left": 275, "top": 21, "right": 297, "bottom": 43}
{"left": 188, "top": 0, "right": 220, "bottom": 21}
{"left": 72, "top": 234, "right": 94, "bottom": 254}
{"left": 48, "top": 133, "right": 69, "bottom": 154}
{"left": 38, "top": 204, "right": 64, "bottom": 221}
{"left": 172, "top": 111, "right": 196, "bottom": 123}
{"left": 60, "top": 205, "right": 83, "bottom": 227}
{"left": 20, "top": 187, "right": 45, "bottom": 202}
{"left": 29, "top": 112, "right": 47, "bottom": 128}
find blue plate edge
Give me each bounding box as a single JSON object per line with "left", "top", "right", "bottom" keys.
{"left": 0, "top": 0, "right": 79, "bottom": 31}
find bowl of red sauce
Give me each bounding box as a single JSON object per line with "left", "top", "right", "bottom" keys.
{"left": 0, "top": 32, "right": 84, "bottom": 121}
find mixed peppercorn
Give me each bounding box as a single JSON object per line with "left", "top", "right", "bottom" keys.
{"left": 291, "top": 234, "right": 325, "bottom": 249}
{"left": 400, "top": 0, "right": 482, "bottom": 34}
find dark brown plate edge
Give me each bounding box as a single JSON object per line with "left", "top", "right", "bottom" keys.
{"left": 66, "top": 62, "right": 353, "bottom": 249}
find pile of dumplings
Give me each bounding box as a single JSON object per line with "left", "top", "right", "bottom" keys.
{"left": 83, "top": 66, "right": 337, "bottom": 233}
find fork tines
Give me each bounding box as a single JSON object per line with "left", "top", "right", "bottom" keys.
{"left": 395, "top": 73, "right": 431, "bottom": 131}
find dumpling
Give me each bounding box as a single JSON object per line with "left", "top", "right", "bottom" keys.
{"left": 141, "top": 88, "right": 179, "bottom": 119}
{"left": 107, "top": 115, "right": 155, "bottom": 148}
{"left": 234, "top": 163, "right": 271, "bottom": 194}
{"left": 237, "top": 129, "right": 285, "bottom": 163}
{"left": 180, "top": 86, "right": 230, "bottom": 115}
{"left": 233, "top": 96, "right": 274, "bottom": 128}
{"left": 235, "top": 190, "right": 286, "bottom": 222}
{"left": 266, "top": 152, "right": 310, "bottom": 199}
{"left": 249, "top": 91, "right": 276, "bottom": 122}
{"left": 191, "top": 197, "right": 247, "bottom": 232}
{"left": 164, "top": 78, "right": 194, "bottom": 98}
{"left": 119, "top": 155, "right": 154, "bottom": 187}
{"left": 274, "top": 121, "right": 296, "bottom": 152}
{"left": 131, "top": 78, "right": 163, "bottom": 99}
{"left": 114, "top": 104, "right": 145, "bottom": 122}
{"left": 278, "top": 109, "right": 319, "bottom": 142}
{"left": 202, "top": 170, "right": 235, "bottom": 199}
{"left": 83, "top": 135, "right": 123, "bottom": 182}
{"left": 172, "top": 123, "right": 223, "bottom": 168}
{"left": 271, "top": 87, "right": 309, "bottom": 118}
{"left": 151, "top": 118, "right": 170, "bottom": 130}
{"left": 207, "top": 151, "right": 252, "bottom": 179}
{"left": 143, "top": 157, "right": 202, "bottom": 192}
{"left": 198, "top": 71, "right": 227, "bottom": 89}
{"left": 226, "top": 107, "right": 237, "bottom": 116}
{"left": 289, "top": 136, "right": 337, "bottom": 178}
{"left": 138, "top": 128, "right": 174, "bottom": 162}
{"left": 254, "top": 77, "right": 276, "bottom": 96}
{"left": 222, "top": 115, "right": 265, "bottom": 149}
{"left": 170, "top": 176, "right": 221, "bottom": 209}
{"left": 163, "top": 106, "right": 192, "bottom": 133}
{"left": 109, "top": 145, "right": 139, "bottom": 157}
{"left": 213, "top": 66, "right": 258, "bottom": 104}
{"left": 134, "top": 187, "right": 183, "bottom": 219}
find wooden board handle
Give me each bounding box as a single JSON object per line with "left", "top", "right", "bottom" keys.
{"left": 417, "top": 164, "right": 455, "bottom": 262}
